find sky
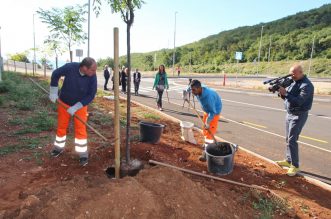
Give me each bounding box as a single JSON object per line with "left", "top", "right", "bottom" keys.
{"left": 0, "top": 0, "right": 330, "bottom": 63}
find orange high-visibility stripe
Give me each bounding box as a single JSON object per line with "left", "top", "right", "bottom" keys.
{"left": 202, "top": 113, "right": 220, "bottom": 142}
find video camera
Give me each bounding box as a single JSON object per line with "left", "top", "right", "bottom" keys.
{"left": 263, "top": 74, "right": 293, "bottom": 93}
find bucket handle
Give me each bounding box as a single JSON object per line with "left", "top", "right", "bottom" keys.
{"left": 231, "top": 144, "right": 239, "bottom": 152}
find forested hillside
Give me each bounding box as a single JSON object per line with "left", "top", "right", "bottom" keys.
{"left": 98, "top": 4, "right": 331, "bottom": 75}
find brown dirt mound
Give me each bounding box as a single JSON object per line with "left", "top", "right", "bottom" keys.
{"left": 2, "top": 167, "right": 244, "bottom": 219}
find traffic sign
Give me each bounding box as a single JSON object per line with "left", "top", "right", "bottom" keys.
{"left": 76, "top": 49, "right": 83, "bottom": 57}
{"left": 235, "top": 51, "right": 243, "bottom": 60}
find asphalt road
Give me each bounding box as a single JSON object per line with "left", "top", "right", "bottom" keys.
{"left": 100, "top": 75, "right": 331, "bottom": 183}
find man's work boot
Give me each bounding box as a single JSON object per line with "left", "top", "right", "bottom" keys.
{"left": 51, "top": 148, "right": 64, "bottom": 157}
{"left": 79, "top": 157, "right": 89, "bottom": 167}
{"left": 275, "top": 160, "right": 291, "bottom": 168}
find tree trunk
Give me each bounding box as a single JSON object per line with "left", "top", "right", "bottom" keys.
{"left": 70, "top": 51, "right": 73, "bottom": 62}
{"left": 126, "top": 23, "right": 132, "bottom": 164}
{"left": 69, "top": 43, "right": 72, "bottom": 62}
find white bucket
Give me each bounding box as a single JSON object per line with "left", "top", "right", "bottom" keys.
{"left": 180, "top": 121, "right": 196, "bottom": 144}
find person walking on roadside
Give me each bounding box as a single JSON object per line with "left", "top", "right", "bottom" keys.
{"left": 121, "top": 67, "right": 127, "bottom": 93}
{"left": 103, "top": 65, "right": 110, "bottom": 90}
{"left": 276, "top": 64, "right": 314, "bottom": 176}
{"left": 189, "top": 79, "right": 222, "bottom": 162}
{"left": 153, "top": 64, "right": 169, "bottom": 111}
{"left": 177, "top": 66, "right": 181, "bottom": 77}
{"left": 133, "top": 68, "right": 141, "bottom": 96}
{"left": 48, "top": 57, "right": 97, "bottom": 166}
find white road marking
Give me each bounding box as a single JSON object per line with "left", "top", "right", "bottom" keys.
{"left": 163, "top": 99, "right": 331, "bottom": 153}
{"left": 223, "top": 98, "right": 286, "bottom": 112}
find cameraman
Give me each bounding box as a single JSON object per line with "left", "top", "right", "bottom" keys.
{"left": 276, "top": 64, "right": 314, "bottom": 176}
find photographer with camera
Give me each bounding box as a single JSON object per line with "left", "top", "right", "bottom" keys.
{"left": 275, "top": 64, "right": 314, "bottom": 176}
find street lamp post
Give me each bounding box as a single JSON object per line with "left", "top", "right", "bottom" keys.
{"left": 87, "top": 0, "right": 91, "bottom": 57}
{"left": 268, "top": 36, "right": 271, "bottom": 63}
{"left": 33, "top": 14, "right": 36, "bottom": 76}
{"left": 0, "top": 26, "right": 2, "bottom": 81}
{"left": 308, "top": 35, "right": 315, "bottom": 77}
{"left": 267, "top": 36, "right": 272, "bottom": 74}
{"left": 172, "top": 11, "right": 178, "bottom": 76}
{"left": 257, "top": 25, "right": 264, "bottom": 75}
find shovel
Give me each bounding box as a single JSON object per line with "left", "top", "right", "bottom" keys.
{"left": 166, "top": 89, "right": 170, "bottom": 103}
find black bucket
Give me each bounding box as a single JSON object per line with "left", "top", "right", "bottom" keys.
{"left": 205, "top": 142, "right": 238, "bottom": 175}
{"left": 139, "top": 121, "right": 165, "bottom": 144}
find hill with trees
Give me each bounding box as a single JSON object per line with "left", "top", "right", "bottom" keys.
{"left": 98, "top": 4, "right": 331, "bottom": 75}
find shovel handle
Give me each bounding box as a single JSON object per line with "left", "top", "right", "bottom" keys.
{"left": 166, "top": 89, "right": 170, "bottom": 103}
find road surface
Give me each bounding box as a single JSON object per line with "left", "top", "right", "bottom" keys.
{"left": 98, "top": 74, "right": 331, "bottom": 184}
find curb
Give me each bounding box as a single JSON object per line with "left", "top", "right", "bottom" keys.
{"left": 127, "top": 96, "right": 331, "bottom": 192}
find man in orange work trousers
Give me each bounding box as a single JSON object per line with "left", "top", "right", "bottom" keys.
{"left": 49, "top": 57, "right": 97, "bottom": 166}
{"left": 189, "top": 80, "right": 222, "bottom": 162}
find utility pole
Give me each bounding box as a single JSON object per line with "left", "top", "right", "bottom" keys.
{"left": 33, "top": 14, "right": 36, "bottom": 76}
{"left": 0, "top": 26, "right": 2, "bottom": 81}
{"left": 154, "top": 53, "right": 157, "bottom": 71}
{"left": 257, "top": 25, "right": 264, "bottom": 75}
{"left": 172, "top": 11, "right": 178, "bottom": 76}
{"left": 87, "top": 0, "right": 91, "bottom": 57}
{"left": 267, "top": 36, "right": 272, "bottom": 75}
{"left": 189, "top": 52, "right": 192, "bottom": 73}
{"left": 268, "top": 36, "right": 271, "bottom": 63}
{"left": 308, "top": 35, "right": 315, "bottom": 77}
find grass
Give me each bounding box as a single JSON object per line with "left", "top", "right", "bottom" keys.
{"left": 252, "top": 192, "right": 290, "bottom": 219}
{"left": 143, "top": 113, "right": 160, "bottom": 120}
{"left": 120, "top": 117, "right": 127, "bottom": 127}
{"left": 0, "top": 144, "right": 21, "bottom": 156}
{"left": 0, "top": 96, "right": 4, "bottom": 106}
{"left": 253, "top": 197, "right": 275, "bottom": 219}
{"left": 0, "top": 72, "right": 44, "bottom": 110}
{"left": 14, "top": 111, "right": 56, "bottom": 135}
{"left": 89, "top": 112, "right": 113, "bottom": 126}
{"left": 0, "top": 72, "right": 54, "bottom": 158}
{"left": 0, "top": 81, "right": 10, "bottom": 93}
{"left": 0, "top": 136, "right": 49, "bottom": 157}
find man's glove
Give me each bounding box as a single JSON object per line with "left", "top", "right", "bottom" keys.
{"left": 49, "top": 86, "right": 58, "bottom": 103}
{"left": 67, "top": 102, "right": 83, "bottom": 116}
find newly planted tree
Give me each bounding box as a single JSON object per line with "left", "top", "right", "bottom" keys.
{"left": 37, "top": 5, "right": 87, "bottom": 62}
{"left": 94, "top": 0, "right": 144, "bottom": 164}
{"left": 44, "top": 37, "right": 65, "bottom": 69}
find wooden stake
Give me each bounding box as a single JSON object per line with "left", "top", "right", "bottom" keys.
{"left": 114, "top": 27, "right": 121, "bottom": 179}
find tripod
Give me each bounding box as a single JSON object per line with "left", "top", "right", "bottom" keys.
{"left": 182, "top": 90, "right": 195, "bottom": 110}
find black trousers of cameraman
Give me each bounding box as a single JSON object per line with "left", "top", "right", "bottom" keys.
{"left": 285, "top": 111, "right": 308, "bottom": 168}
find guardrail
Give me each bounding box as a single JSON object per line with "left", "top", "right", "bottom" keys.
{"left": 4, "top": 59, "right": 53, "bottom": 77}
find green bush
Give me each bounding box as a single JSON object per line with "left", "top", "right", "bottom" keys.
{"left": 0, "top": 82, "right": 10, "bottom": 93}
